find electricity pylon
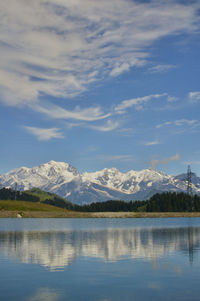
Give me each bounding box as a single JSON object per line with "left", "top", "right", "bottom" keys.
{"left": 187, "top": 165, "right": 192, "bottom": 196}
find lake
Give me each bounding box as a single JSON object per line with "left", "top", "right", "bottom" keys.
{"left": 0, "top": 218, "right": 200, "bottom": 301}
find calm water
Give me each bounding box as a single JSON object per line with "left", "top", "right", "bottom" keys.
{"left": 0, "top": 218, "right": 200, "bottom": 301}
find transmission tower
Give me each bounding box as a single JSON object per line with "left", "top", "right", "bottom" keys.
{"left": 187, "top": 165, "right": 192, "bottom": 195}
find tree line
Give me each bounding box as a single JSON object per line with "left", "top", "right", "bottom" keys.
{"left": 73, "top": 192, "right": 200, "bottom": 212}
{"left": 0, "top": 187, "right": 200, "bottom": 212}
{"left": 0, "top": 187, "right": 40, "bottom": 203}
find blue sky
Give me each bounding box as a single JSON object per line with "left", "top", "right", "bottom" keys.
{"left": 0, "top": 0, "right": 200, "bottom": 175}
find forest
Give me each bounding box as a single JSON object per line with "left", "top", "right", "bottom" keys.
{"left": 75, "top": 192, "right": 199, "bottom": 212}
{"left": 0, "top": 188, "right": 199, "bottom": 212}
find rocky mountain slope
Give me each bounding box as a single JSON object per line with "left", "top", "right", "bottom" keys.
{"left": 0, "top": 160, "right": 199, "bottom": 204}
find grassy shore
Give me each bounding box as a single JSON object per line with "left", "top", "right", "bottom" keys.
{"left": 0, "top": 200, "right": 90, "bottom": 218}
{"left": 2, "top": 211, "right": 200, "bottom": 218}
{"left": 1, "top": 210, "right": 200, "bottom": 218}
{"left": 1, "top": 200, "right": 200, "bottom": 218}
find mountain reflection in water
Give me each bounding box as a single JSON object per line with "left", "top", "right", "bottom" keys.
{"left": 0, "top": 227, "right": 199, "bottom": 271}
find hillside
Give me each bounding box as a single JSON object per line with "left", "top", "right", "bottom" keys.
{"left": 25, "top": 187, "right": 66, "bottom": 202}
{"left": 25, "top": 188, "right": 73, "bottom": 208}
{"left": 1, "top": 188, "right": 199, "bottom": 215}
{"left": 0, "top": 200, "right": 65, "bottom": 212}
{"left": 0, "top": 187, "right": 73, "bottom": 210}
{"left": 0, "top": 200, "right": 94, "bottom": 218}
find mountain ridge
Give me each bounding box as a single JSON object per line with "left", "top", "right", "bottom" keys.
{"left": 0, "top": 160, "right": 200, "bottom": 204}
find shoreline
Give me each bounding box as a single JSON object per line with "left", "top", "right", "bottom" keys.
{"left": 1, "top": 211, "right": 200, "bottom": 218}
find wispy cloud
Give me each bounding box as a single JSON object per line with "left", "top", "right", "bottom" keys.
{"left": 145, "top": 140, "right": 160, "bottom": 146}
{"left": 65, "top": 122, "right": 85, "bottom": 129}
{"left": 24, "top": 126, "right": 64, "bottom": 141}
{"left": 188, "top": 91, "right": 200, "bottom": 102}
{"left": 87, "top": 120, "right": 120, "bottom": 132}
{"left": 0, "top": 0, "right": 199, "bottom": 108}
{"left": 33, "top": 102, "right": 111, "bottom": 121}
{"left": 150, "top": 154, "right": 180, "bottom": 169}
{"left": 183, "top": 161, "right": 200, "bottom": 166}
{"left": 66, "top": 119, "right": 119, "bottom": 132}
{"left": 156, "top": 119, "right": 199, "bottom": 129}
{"left": 98, "top": 154, "right": 134, "bottom": 162}
{"left": 115, "top": 93, "right": 167, "bottom": 113}
{"left": 167, "top": 95, "right": 179, "bottom": 102}
{"left": 110, "top": 62, "right": 132, "bottom": 77}
{"left": 148, "top": 64, "right": 176, "bottom": 74}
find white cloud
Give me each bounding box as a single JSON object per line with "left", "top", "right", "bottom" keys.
{"left": 148, "top": 64, "right": 176, "bottom": 74}
{"left": 0, "top": 0, "right": 199, "bottom": 107}
{"left": 183, "top": 161, "right": 200, "bottom": 166}
{"left": 150, "top": 154, "right": 180, "bottom": 169}
{"left": 167, "top": 95, "right": 179, "bottom": 102}
{"left": 110, "top": 58, "right": 146, "bottom": 77}
{"left": 156, "top": 121, "right": 172, "bottom": 128}
{"left": 156, "top": 119, "right": 199, "bottom": 129}
{"left": 66, "top": 119, "right": 119, "bottom": 131}
{"left": 87, "top": 120, "right": 119, "bottom": 132}
{"left": 65, "top": 122, "right": 85, "bottom": 129}
{"left": 33, "top": 102, "right": 111, "bottom": 121}
{"left": 98, "top": 154, "right": 134, "bottom": 162}
{"left": 174, "top": 119, "right": 198, "bottom": 126}
{"left": 115, "top": 93, "right": 167, "bottom": 113}
{"left": 110, "top": 62, "right": 131, "bottom": 77}
{"left": 24, "top": 126, "right": 64, "bottom": 141}
{"left": 145, "top": 140, "right": 160, "bottom": 146}
{"left": 188, "top": 91, "right": 200, "bottom": 102}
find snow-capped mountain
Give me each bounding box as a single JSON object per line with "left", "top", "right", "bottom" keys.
{"left": 0, "top": 160, "right": 200, "bottom": 204}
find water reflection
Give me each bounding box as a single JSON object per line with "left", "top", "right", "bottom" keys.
{"left": 0, "top": 227, "right": 200, "bottom": 270}
{"left": 28, "top": 288, "right": 61, "bottom": 301}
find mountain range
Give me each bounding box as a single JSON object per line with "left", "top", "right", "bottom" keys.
{"left": 0, "top": 160, "right": 199, "bottom": 204}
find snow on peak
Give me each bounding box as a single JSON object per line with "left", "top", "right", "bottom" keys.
{"left": 82, "top": 167, "right": 122, "bottom": 186}
{"left": 1, "top": 161, "right": 200, "bottom": 204}
{"left": 82, "top": 167, "right": 176, "bottom": 194}
{"left": 37, "top": 160, "right": 79, "bottom": 176}
{"left": 0, "top": 160, "right": 79, "bottom": 190}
